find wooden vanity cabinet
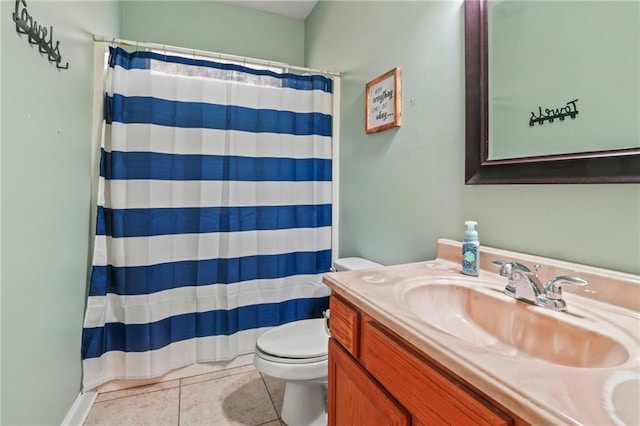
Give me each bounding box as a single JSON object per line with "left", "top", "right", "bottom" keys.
{"left": 328, "top": 294, "right": 518, "bottom": 426}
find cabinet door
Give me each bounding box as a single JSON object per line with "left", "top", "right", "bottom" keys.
{"left": 328, "top": 339, "right": 409, "bottom": 426}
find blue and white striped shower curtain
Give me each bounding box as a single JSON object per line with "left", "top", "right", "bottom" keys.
{"left": 81, "top": 47, "right": 333, "bottom": 391}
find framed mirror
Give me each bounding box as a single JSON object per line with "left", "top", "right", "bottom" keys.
{"left": 465, "top": 0, "right": 640, "bottom": 184}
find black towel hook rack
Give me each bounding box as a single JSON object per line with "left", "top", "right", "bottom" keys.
{"left": 12, "top": 0, "right": 68, "bottom": 69}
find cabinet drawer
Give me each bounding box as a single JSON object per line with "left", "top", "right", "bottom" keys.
{"left": 329, "top": 295, "right": 360, "bottom": 356}
{"left": 361, "top": 317, "right": 512, "bottom": 426}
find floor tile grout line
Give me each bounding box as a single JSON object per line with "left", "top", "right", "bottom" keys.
{"left": 260, "top": 373, "right": 282, "bottom": 424}
{"left": 93, "top": 385, "right": 181, "bottom": 404}
{"left": 96, "top": 363, "right": 254, "bottom": 400}
{"left": 91, "top": 365, "right": 251, "bottom": 408}
{"left": 180, "top": 367, "right": 260, "bottom": 389}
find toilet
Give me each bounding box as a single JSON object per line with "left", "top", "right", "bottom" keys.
{"left": 253, "top": 257, "right": 382, "bottom": 426}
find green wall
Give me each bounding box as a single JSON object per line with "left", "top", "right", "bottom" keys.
{"left": 121, "top": 1, "right": 305, "bottom": 66}
{"left": 1, "top": 2, "right": 305, "bottom": 423}
{"left": 305, "top": 0, "right": 640, "bottom": 274}
{"left": 1, "top": 1, "right": 120, "bottom": 424}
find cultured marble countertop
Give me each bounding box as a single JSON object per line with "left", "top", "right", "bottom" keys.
{"left": 323, "top": 239, "right": 640, "bottom": 425}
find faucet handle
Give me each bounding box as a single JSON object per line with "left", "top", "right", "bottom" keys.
{"left": 544, "top": 276, "right": 588, "bottom": 300}
{"left": 492, "top": 260, "right": 531, "bottom": 277}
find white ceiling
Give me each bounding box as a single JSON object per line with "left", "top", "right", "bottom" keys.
{"left": 218, "top": 1, "right": 319, "bottom": 20}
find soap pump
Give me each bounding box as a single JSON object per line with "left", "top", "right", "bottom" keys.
{"left": 461, "top": 221, "right": 480, "bottom": 276}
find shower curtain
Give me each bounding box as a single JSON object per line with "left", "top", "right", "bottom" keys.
{"left": 81, "top": 47, "right": 333, "bottom": 391}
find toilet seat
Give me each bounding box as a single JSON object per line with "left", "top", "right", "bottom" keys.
{"left": 256, "top": 318, "right": 329, "bottom": 363}
{"left": 255, "top": 347, "right": 327, "bottom": 364}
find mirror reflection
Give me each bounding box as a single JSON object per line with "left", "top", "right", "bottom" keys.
{"left": 487, "top": 0, "right": 640, "bottom": 161}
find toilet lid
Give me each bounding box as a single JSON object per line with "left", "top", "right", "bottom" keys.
{"left": 257, "top": 318, "right": 329, "bottom": 359}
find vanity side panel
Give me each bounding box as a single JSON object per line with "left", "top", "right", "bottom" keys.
{"left": 360, "top": 315, "right": 514, "bottom": 426}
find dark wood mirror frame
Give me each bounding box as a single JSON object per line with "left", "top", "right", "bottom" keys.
{"left": 464, "top": 0, "right": 640, "bottom": 184}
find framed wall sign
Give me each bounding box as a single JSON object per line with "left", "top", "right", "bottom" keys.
{"left": 365, "top": 67, "right": 402, "bottom": 133}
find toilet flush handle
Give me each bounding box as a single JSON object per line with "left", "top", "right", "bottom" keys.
{"left": 322, "top": 309, "right": 331, "bottom": 336}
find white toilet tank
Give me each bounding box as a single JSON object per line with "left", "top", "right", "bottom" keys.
{"left": 332, "top": 257, "right": 382, "bottom": 271}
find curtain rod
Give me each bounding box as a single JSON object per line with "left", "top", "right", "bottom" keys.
{"left": 93, "top": 35, "right": 340, "bottom": 77}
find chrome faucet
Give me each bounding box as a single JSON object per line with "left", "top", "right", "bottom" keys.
{"left": 492, "top": 260, "right": 587, "bottom": 311}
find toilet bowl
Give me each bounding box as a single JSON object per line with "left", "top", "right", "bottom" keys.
{"left": 253, "top": 257, "right": 382, "bottom": 426}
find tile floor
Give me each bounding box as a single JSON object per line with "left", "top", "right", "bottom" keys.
{"left": 84, "top": 364, "right": 286, "bottom": 426}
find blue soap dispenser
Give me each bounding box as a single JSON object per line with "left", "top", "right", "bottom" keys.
{"left": 462, "top": 221, "right": 480, "bottom": 276}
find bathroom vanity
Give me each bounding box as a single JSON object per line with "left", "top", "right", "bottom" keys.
{"left": 328, "top": 295, "right": 517, "bottom": 425}
{"left": 323, "top": 239, "right": 640, "bottom": 425}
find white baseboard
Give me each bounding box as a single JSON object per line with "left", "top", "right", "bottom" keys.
{"left": 61, "top": 391, "right": 98, "bottom": 426}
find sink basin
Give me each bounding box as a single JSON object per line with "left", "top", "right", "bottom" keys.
{"left": 607, "top": 373, "right": 640, "bottom": 425}
{"left": 398, "top": 280, "right": 629, "bottom": 368}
